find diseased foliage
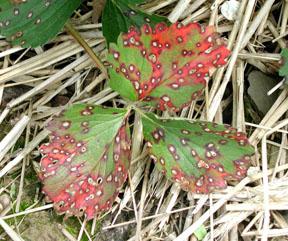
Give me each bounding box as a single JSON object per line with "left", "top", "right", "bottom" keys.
{"left": 36, "top": 4, "right": 254, "bottom": 220}
{"left": 142, "top": 113, "right": 254, "bottom": 193}
{"left": 108, "top": 22, "right": 230, "bottom": 111}
{"left": 39, "top": 105, "right": 131, "bottom": 219}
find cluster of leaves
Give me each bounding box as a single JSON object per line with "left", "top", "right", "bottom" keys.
{"left": 0, "top": 0, "right": 81, "bottom": 48}
{"left": 0, "top": 1, "right": 254, "bottom": 220}
{"left": 0, "top": 0, "right": 166, "bottom": 48}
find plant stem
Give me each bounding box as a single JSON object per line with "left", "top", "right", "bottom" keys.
{"left": 65, "top": 21, "right": 108, "bottom": 77}
{"left": 132, "top": 105, "right": 147, "bottom": 117}
{"left": 133, "top": 105, "right": 159, "bottom": 125}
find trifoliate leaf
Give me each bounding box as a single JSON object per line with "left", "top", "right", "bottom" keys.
{"left": 142, "top": 113, "right": 254, "bottom": 193}
{"left": 39, "top": 105, "right": 131, "bottom": 220}
{"left": 108, "top": 22, "right": 230, "bottom": 112}
{"left": 102, "top": 0, "right": 168, "bottom": 45}
{"left": 0, "top": 0, "right": 80, "bottom": 48}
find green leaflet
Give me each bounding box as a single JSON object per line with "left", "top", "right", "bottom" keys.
{"left": 0, "top": 0, "right": 80, "bottom": 47}
{"left": 102, "top": 0, "right": 168, "bottom": 45}
{"left": 279, "top": 48, "right": 288, "bottom": 81}
{"left": 39, "top": 105, "right": 131, "bottom": 220}
{"left": 108, "top": 22, "right": 230, "bottom": 111}
{"left": 142, "top": 113, "right": 254, "bottom": 193}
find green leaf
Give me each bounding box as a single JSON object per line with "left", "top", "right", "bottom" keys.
{"left": 39, "top": 104, "right": 131, "bottom": 220}
{"left": 102, "top": 0, "right": 168, "bottom": 45}
{"left": 0, "top": 0, "right": 80, "bottom": 48}
{"left": 108, "top": 22, "right": 230, "bottom": 111}
{"left": 279, "top": 48, "right": 288, "bottom": 77}
{"left": 142, "top": 113, "right": 254, "bottom": 193}
{"left": 194, "top": 225, "right": 207, "bottom": 240}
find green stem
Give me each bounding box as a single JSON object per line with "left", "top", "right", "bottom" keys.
{"left": 132, "top": 105, "right": 156, "bottom": 123}
{"left": 65, "top": 21, "right": 108, "bottom": 77}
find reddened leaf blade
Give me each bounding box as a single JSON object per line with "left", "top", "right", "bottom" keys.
{"left": 39, "top": 105, "right": 131, "bottom": 220}
{"left": 0, "top": 0, "right": 80, "bottom": 48}
{"left": 108, "top": 22, "right": 230, "bottom": 111}
{"left": 142, "top": 113, "right": 254, "bottom": 193}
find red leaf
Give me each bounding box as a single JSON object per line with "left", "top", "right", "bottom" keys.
{"left": 39, "top": 105, "right": 131, "bottom": 220}
{"left": 108, "top": 22, "right": 230, "bottom": 111}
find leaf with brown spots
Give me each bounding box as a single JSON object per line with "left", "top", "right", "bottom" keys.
{"left": 39, "top": 105, "right": 131, "bottom": 220}
{"left": 108, "top": 22, "right": 230, "bottom": 111}
{"left": 142, "top": 113, "right": 254, "bottom": 193}
{"left": 0, "top": 0, "right": 80, "bottom": 48}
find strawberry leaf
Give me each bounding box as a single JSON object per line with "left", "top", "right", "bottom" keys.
{"left": 39, "top": 105, "right": 131, "bottom": 220}
{"left": 142, "top": 113, "right": 254, "bottom": 193}
{"left": 108, "top": 22, "right": 230, "bottom": 111}
{"left": 102, "top": 0, "right": 168, "bottom": 46}
{"left": 0, "top": 0, "right": 80, "bottom": 48}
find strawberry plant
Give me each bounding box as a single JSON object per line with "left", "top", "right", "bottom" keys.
{"left": 0, "top": 0, "right": 254, "bottom": 222}
{"left": 39, "top": 21, "right": 254, "bottom": 220}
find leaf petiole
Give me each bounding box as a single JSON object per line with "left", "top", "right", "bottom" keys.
{"left": 65, "top": 21, "right": 108, "bottom": 77}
